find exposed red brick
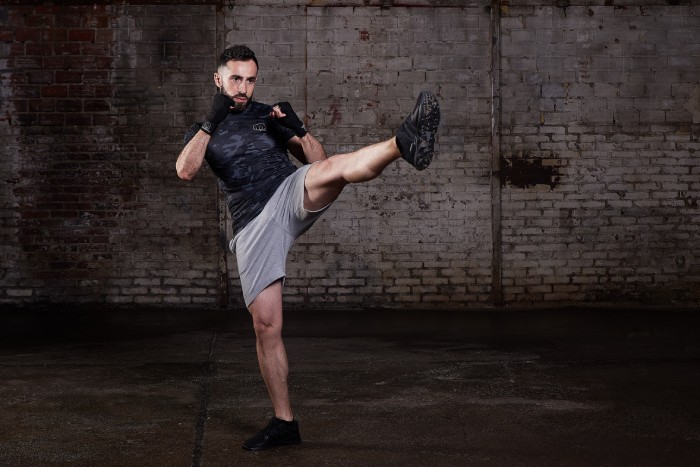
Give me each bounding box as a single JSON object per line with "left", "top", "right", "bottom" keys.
{"left": 56, "top": 13, "right": 82, "bottom": 28}
{"left": 12, "top": 99, "right": 28, "bottom": 112}
{"left": 9, "top": 41, "right": 25, "bottom": 53}
{"left": 55, "top": 71, "right": 82, "bottom": 84}
{"left": 56, "top": 99, "right": 82, "bottom": 112}
{"left": 92, "top": 115, "right": 120, "bottom": 126}
{"left": 15, "top": 29, "right": 42, "bottom": 42}
{"left": 27, "top": 70, "right": 53, "bottom": 84}
{"left": 82, "top": 43, "right": 110, "bottom": 56}
{"left": 10, "top": 112, "right": 39, "bottom": 125}
{"left": 68, "top": 28, "right": 95, "bottom": 42}
{"left": 10, "top": 72, "right": 28, "bottom": 85}
{"left": 82, "top": 70, "right": 109, "bottom": 83}
{"left": 27, "top": 100, "right": 52, "bottom": 112}
{"left": 78, "top": 85, "right": 114, "bottom": 98}
{"left": 41, "top": 84, "right": 68, "bottom": 98}
{"left": 44, "top": 56, "right": 68, "bottom": 69}
{"left": 14, "top": 85, "right": 40, "bottom": 98}
{"left": 42, "top": 28, "right": 68, "bottom": 41}
{"left": 25, "top": 14, "right": 56, "bottom": 28}
{"left": 0, "top": 29, "right": 14, "bottom": 41}
{"left": 38, "top": 113, "right": 64, "bottom": 125}
{"left": 83, "top": 99, "right": 110, "bottom": 112}
{"left": 54, "top": 43, "right": 82, "bottom": 55}
{"left": 84, "top": 15, "right": 109, "bottom": 28}
{"left": 26, "top": 43, "right": 53, "bottom": 56}
{"left": 94, "top": 57, "right": 114, "bottom": 69}
{"left": 64, "top": 114, "right": 93, "bottom": 126}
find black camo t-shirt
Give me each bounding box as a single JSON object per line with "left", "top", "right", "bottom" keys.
{"left": 184, "top": 101, "right": 297, "bottom": 235}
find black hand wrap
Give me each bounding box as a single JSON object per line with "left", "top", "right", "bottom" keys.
{"left": 275, "top": 102, "right": 307, "bottom": 137}
{"left": 201, "top": 94, "right": 233, "bottom": 135}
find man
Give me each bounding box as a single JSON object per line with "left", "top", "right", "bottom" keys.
{"left": 176, "top": 45, "right": 440, "bottom": 451}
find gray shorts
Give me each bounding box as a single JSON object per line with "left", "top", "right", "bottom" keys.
{"left": 230, "top": 164, "right": 330, "bottom": 308}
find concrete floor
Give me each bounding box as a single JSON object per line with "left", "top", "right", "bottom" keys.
{"left": 1, "top": 306, "right": 699, "bottom": 466}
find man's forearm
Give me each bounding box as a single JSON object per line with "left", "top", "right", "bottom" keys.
{"left": 176, "top": 130, "right": 210, "bottom": 180}
{"left": 299, "top": 133, "right": 327, "bottom": 163}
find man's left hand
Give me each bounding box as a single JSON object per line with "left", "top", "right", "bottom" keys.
{"left": 271, "top": 102, "right": 307, "bottom": 138}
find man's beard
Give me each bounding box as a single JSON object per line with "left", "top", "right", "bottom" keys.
{"left": 224, "top": 90, "right": 251, "bottom": 112}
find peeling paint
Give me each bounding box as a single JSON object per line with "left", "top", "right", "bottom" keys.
{"left": 501, "top": 153, "right": 559, "bottom": 189}
{"left": 329, "top": 103, "right": 343, "bottom": 125}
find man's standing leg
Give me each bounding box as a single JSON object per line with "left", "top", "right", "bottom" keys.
{"left": 242, "top": 279, "right": 302, "bottom": 451}
{"left": 248, "top": 280, "right": 292, "bottom": 420}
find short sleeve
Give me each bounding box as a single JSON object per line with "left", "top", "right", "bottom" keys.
{"left": 183, "top": 122, "right": 201, "bottom": 145}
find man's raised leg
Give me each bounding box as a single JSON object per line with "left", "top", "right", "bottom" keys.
{"left": 303, "top": 91, "right": 440, "bottom": 212}
{"left": 303, "top": 138, "right": 401, "bottom": 211}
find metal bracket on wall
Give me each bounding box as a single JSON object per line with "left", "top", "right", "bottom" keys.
{"left": 490, "top": 0, "right": 503, "bottom": 307}
{"left": 217, "top": 188, "right": 230, "bottom": 308}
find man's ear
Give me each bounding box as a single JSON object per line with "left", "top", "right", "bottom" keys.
{"left": 213, "top": 72, "right": 222, "bottom": 89}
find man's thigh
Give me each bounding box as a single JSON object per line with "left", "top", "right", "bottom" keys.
{"left": 248, "top": 279, "right": 284, "bottom": 329}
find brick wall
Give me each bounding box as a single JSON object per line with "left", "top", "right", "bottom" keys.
{"left": 499, "top": 2, "right": 700, "bottom": 305}
{"left": 1, "top": 3, "right": 221, "bottom": 306}
{"left": 1, "top": 1, "right": 698, "bottom": 309}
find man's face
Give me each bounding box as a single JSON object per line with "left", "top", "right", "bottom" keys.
{"left": 214, "top": 59, "right": 258, "bottom": 112}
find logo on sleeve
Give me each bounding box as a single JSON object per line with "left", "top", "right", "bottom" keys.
{"left": 253, "top": 122, "right": 267, "bottom": 132}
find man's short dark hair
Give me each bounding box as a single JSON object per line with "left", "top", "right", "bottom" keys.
{"left": 218, "top": 45, "right": 259, "bottom": 69}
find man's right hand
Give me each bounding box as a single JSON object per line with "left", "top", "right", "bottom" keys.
{"left": 201, "top": 94, "right": 234, "bottom": 135}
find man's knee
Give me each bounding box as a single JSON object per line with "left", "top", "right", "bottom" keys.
{"left": 249, "top": 305, "right": 283, "bottom": 341}
{"left": 248, "top": 280, "right": 283, "bottom": 335}
{"left": 252, "top": 314, "right": 281, "bottom": 340}
{"left": 304, "top": 160, "right": 346, "bottom": 211}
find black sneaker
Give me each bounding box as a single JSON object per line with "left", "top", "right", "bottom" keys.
{"left": 241, "top": 417, "right": 302, "bottom": 451}
{"left": 396, "top": 91, "right": 440, "bottom": 171}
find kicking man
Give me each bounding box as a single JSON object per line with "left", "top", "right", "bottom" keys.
{"left": 176, "top": 45, "right": 440, "bottom": 451}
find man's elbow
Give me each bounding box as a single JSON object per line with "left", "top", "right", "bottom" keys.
{"left": 176, "top": 165, "right": 196, "bottom": 181}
